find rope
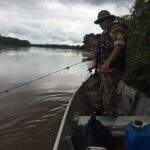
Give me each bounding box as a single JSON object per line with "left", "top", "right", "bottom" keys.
{"left": 0, "top": 61, "right": 83, "bottom": 95}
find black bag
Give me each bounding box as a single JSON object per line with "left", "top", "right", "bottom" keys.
{"left": 72, "top": 115, "right": 113, "bottom": 150}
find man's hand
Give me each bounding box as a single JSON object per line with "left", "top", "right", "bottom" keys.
{"left": 100, "top": 45, "right": 123, "bottom": 76}
{"left": 82, "top": 57, "right": 87, "bottom": 62}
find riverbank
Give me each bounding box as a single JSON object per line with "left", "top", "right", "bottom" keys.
{"left": 0, "top": 35, "right": 85, "bottom": 50}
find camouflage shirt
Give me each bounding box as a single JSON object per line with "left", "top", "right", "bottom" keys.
{"left": 100, "top": 17, "right": 127, "bottom": 73}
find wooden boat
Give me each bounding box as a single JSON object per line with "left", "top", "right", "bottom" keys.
{"left": 53, "top": 74, "right": 150, "bottom": 150}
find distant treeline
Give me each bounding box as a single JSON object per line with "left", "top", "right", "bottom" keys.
{"left": 0, "top": 35, "right": 85, "bottom": 50}
{"left": 0, "top": 35, "right": 31, "bottom": 47}
{"left": 32, "top": 44, "right": 85, "bottom": 50}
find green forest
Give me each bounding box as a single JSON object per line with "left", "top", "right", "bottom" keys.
{"left": 0, "top": 35, "right": 31, "bottom": 47}
{"left": 124, "top": 0, "right": 150, "bottom": 96}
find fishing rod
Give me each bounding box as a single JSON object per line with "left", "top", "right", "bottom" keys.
{"left": 0, "top": 61, "right": 84, "bottom": 95}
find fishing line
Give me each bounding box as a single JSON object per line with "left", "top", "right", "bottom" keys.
{"left": 0, "top": 61, "right": 84, "bottom": 95}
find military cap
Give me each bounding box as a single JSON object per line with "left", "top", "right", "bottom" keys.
{"left": 94, "top": 10, "right": 116, "bottom": 24}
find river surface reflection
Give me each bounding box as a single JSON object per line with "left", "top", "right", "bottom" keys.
{"left": 0, "top": 47, "right": 88, "bottom": 150}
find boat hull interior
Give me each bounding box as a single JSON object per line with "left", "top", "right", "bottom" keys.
{"left": 53, "top": 74, "right": 150, "bottom": 150}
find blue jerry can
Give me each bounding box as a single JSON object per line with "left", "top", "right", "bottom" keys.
{"left": 125, "top": 122, "right": 150, "bottom": 150}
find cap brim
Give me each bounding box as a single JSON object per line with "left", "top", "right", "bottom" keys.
{"left": 94, "top": 15, "right": 116, "bottom": 24}
{"left": 94, "top": 19, "right": 100, "bottom": 24}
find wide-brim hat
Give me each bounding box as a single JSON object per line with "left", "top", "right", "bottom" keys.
{"left": 94, "top": 10, "right": 116, "bottom": 24}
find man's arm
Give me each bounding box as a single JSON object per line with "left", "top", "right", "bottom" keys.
{"left": 100, "top": 45, "right": 123, "bottom": 74}
{"left": 105, "top": 45, "right": 123, "bottom": 66}
{"left": 100, "top": 24, "right": 126, "bottom": 74}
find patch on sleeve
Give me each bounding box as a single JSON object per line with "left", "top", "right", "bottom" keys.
{"left": 110, "top": 24, "right": 126, "bottom": 46}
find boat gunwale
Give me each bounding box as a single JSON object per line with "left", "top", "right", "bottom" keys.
{"left": 53, "top": 91, "right": 77, "bottom": 150}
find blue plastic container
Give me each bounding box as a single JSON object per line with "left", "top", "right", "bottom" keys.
{"left": 125, "top": 123, "right": 150, "bottom": 150}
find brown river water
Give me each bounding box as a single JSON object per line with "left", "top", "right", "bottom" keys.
{"left": 0, "top": 47, "right": 88, "bottom": 150}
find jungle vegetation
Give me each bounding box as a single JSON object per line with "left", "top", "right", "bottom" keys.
{"left": 124, "top": 0, "right": 150, "bottom": 96}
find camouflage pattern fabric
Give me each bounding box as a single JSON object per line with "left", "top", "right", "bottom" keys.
{"left": 83, "top": 34, "right": 101, "bottom": 69}
{"left": 98, "top": 18, "right": 127, "bottom": 115}
{"left": 110, "top": 17, "right": 127, "bottom": 47}
{"left": 99, "top": 69, "right": 121, "bottom": 115}
{"left": 100, "top": 21, "right": 126, "bottom": 66}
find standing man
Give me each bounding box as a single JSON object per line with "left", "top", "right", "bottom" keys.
{"left": 94, "top": 10, "right": 127, "bottom": 116}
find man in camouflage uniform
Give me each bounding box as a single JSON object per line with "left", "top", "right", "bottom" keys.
{"left": 94, "top": 10, "right": 127, "bottom": 115}
{"left": 82, "top": 33, "right": 101, "bottom": 70}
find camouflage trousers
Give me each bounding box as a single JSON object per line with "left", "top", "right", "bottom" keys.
{"left": 99, "top": 69, "right": 121, "bottom": 115}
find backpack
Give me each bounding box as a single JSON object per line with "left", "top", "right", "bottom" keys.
{"left": 72, "top": 115, "right": 114, "bottom": 150}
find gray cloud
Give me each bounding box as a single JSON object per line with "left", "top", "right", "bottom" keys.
{"left": 56, "top": 0, "right": 134, "bottom": 5}
{"left": 0, "top": 0, "right": 135, "bottom": 45}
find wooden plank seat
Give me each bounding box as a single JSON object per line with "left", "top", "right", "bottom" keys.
{"left": 77, "top": 116, "right": 150, "bottom": 137}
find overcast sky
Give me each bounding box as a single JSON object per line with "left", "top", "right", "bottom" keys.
{"left": 0, "top": 0, "right": 135, "bottom": 45}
